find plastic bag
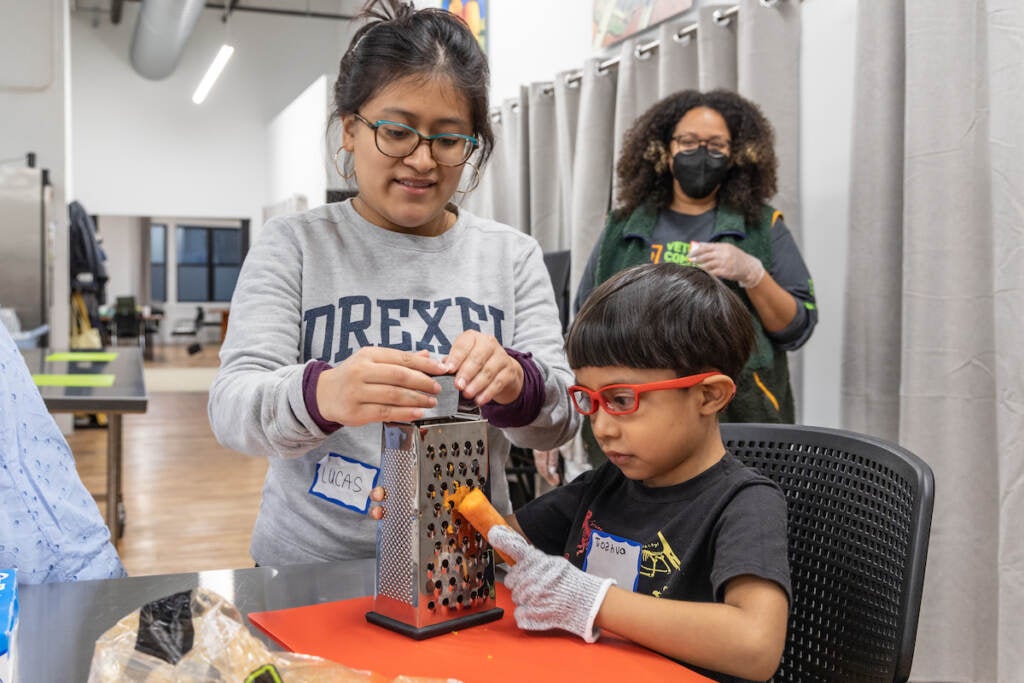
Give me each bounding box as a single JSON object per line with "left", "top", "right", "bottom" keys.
{"left": 87, "top": 587, "right": 461, "bottom": 683}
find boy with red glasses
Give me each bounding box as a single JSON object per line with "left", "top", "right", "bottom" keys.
{"left": 488, "top": 263, "right": 791, "bottom": 682}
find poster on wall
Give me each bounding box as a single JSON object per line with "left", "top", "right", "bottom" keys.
{"left": 442, "top": 0, "right": 487, "bottom": 52}
{"left": 593, "top": 0, "right": 694, "bottom": 48}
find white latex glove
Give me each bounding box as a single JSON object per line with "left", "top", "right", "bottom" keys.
{"left": 689, "top": 241, "right": 766, "bottom": 288}
{"left": 488, "top": 525, "right": 615, "bottom": 643}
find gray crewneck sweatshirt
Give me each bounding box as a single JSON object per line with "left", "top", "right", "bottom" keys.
{"left": 208, "top": 200, "right": 579, "bottom": 566}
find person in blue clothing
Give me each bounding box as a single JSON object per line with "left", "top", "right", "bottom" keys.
{"left": 0, "top": 323, "right": 126, "bottom": 583}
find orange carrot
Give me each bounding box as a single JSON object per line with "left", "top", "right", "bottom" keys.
{"left": 455, "top": 488, "right": 515, "bottom": 565}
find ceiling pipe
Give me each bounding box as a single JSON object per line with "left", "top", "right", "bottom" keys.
{"left": 130, "top": 0, "right": 207, "bottom": 80}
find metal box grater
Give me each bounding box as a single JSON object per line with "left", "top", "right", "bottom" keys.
{"left": 365, "top": 378, "right": 503, "bottom": 639}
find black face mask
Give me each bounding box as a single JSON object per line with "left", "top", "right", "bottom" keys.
{"left": 671, "top": 149, "right": 730, "bottom": 200}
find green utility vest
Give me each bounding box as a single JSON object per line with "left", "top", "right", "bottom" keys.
{"left": 591, "top": 202, "right": 795, "bottom": 425}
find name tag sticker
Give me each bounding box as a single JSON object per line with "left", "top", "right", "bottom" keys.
{"left": 309, "top": 453, "right": 380, "bottom": 514}
{"left": 582, "top": 529, "right": 642, "bottom": 591}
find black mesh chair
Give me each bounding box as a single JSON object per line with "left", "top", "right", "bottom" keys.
{"left": 721, "top": 423, "right": 934, "bottom": 683}
{"left": 111, "top": 295, "right": 143, "bottom": 350}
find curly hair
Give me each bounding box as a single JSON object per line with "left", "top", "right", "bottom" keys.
{"left": 613, "top": 89, "right": 777, "bottom": 225}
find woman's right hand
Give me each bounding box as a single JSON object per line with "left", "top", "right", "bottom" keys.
{"left": 315, "top": 347, "right": 448, "bottom": 427}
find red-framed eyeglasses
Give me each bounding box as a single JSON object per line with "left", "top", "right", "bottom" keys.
{"left": 568, "top": 371, "right": 723, "bottom": 416}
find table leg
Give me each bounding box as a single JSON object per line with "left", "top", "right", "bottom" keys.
{"left": 107, "top": 414, "right": 124, "bottom": 541}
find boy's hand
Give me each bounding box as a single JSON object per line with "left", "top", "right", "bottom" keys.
{"left": 488, "top": 526, "right": 615, "bottom": 643}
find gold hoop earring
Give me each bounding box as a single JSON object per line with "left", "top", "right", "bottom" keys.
{"left": 457, "top": 161, "right": 481, "bottom": 195}
{"left": 333, "top": 146, "right": 355, "bottom": 181}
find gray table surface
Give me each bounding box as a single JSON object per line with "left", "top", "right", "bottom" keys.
{"left": 20, "top": 347, "right": 148, "bottom": 413}
{"left": 21, "top": 347, "right": 148, "bottom": 539}
{"left": 17, "top": 559, "right": 376, "bottom": 681}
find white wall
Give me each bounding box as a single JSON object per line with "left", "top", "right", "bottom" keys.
{"left": 487, "top": 1, "right": 594, "bottom": 106}
{"left": 266, "top": 74, "right": 334, "bottom": 210}
{"left": 0, "top": 0, "right": 71, "bottom": 350}
{"left": 97, "top": 214, "right": 144, "bottom": 302}
{"left": 69, "top": 3, "right": 355, "bottom": 239}
{"left": 798, "top": 0, "right": 858, "bottom": 427}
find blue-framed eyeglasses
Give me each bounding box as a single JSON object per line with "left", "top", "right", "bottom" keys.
{"left": 354, "top": 113, "right": 478, "bottom": 167}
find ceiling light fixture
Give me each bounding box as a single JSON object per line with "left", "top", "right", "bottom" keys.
{"left": 191, "top": 44, "right": 234, "bottom": 104}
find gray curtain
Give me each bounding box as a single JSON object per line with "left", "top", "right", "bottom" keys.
{"left": 527, "top": 82, "right": 560, "bottom": 251}
{"left": 737, "top": 0, "right": 803, "bottom": 415}
{"left": 553, "top": 70, "right": 581, "bottom": 251}
{"left": 611, "top": 38, "right": 661, "bottom": 203}
{"left": 844, "top": 1, "right": 1024, "bottom": 680}
{"left": 470, "top": 0, "right": 803, "bottom": 385}
{"left": 657, "top": 21, "right": 699, "bottom": 98}
{"left": 698, "top": 5, "right": 738, "bottom": 91}
{"left": 568, "top": 57, "right": 618, "bottom": 305}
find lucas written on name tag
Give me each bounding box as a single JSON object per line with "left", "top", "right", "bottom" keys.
{"left": 309, "top": 453, "right": 380, "bottom": 514}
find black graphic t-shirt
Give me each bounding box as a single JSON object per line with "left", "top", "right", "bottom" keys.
{"left": 515, "top": 454, "right": 791, "bottom": 682}
{"left": 516, "top": 453, "right": 791, "bottom": 603}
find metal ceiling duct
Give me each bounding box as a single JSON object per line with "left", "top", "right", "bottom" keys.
{"left": 129, "top": 0, "right": 207, "bottom": 80}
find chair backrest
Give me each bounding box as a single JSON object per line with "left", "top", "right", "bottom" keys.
{"left": 720, "top": 423, "right": 934, "bottom": 683}
{"left": 113, "top": 297, "right": 140, "bottom": 338}
{"left": 542, "top": 250, "right": 571, "bottom": 334}
{"left": 114, "top": 296, "right": 136, "bottom": 316}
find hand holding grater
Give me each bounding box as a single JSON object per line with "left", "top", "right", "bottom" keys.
{"left": 365, "top": 374, "right": 504, "bottom": 639}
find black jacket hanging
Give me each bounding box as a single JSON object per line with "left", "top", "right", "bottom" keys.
{"left": 68, "top": 200, "right": 109, "bottom": 305}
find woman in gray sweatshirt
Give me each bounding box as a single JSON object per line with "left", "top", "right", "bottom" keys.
{"left": 208, "top": 0, "right": 579, "bottom": 567}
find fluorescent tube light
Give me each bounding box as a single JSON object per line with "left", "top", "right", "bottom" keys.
{"left": 191, "top": 45, "right": 235, "bottom": 104}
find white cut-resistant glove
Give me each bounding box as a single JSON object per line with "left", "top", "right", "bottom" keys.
{"left": 488, "top": 525, "right": 616, "bottom": 643}
{"left": 689, "top": 241, "right": 766, "bottom": 288}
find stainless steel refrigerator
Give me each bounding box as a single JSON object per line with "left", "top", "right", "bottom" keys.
{"left": 0, "top": 163, "right": 54, "bottom": 345}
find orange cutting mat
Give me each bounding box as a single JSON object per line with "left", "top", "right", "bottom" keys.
{"left": 248, "top": 584, "right": 712, "bottom": 683}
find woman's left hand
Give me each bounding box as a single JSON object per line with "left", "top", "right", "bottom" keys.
{"left": 443, "top": 330, "right": 524, "bottom": 406}
{"left": 690, "top": 241, "right": 765, "bottom": 288}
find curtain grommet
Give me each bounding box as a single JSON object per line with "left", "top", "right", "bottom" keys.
{"left": 759, "top": 0, "right": 780, "bottom": 8}
{"left": 672, "top": 29, "right": 694, "bottom": 44}
{"left": 712, "top": 9, "right": 733, "bottom": 27}
{"left": 634, "top": 42, "right": 655, "bottom": 60}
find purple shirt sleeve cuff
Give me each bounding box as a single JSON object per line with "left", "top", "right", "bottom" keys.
{"left": 480, "top": 348, "right": 545, "bottom": 428}
{"left": 303, "top": 360, "right": 342, "bottom": 434}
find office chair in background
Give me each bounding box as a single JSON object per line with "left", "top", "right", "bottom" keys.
{"left": 721, "top": 423, "right": 935, "bottom": 683}
{"left": 171, "top": 306, "right": 205, "bottom": 355}
{"left": 111, "top": 295, "right": 143, "bottom": 351}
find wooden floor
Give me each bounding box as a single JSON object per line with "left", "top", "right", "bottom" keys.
{"left": 67, "top": 343, "right": 268, "bottom": 576}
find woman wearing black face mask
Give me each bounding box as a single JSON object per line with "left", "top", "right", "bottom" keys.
{"left": 574, "top": 89, "right": 817, "bottom": 429}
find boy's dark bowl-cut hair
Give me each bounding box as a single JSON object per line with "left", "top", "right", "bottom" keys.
{"left": 566, "top": 263, "right": 755, "bottom": 382}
